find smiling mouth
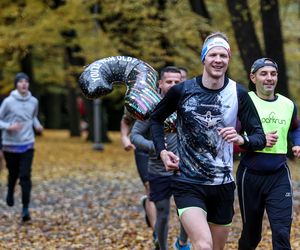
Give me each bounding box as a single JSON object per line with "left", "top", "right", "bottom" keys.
{"left": 263, "top": 85, "right": 274, "bottom": 89}
{"left": 213, "top": 66, "right": 223, "bottom": 70}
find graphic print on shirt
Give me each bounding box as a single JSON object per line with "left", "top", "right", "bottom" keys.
{"left": 192, "top": 110, "right": 222, "bottom": 128}
{"left": 177, "top": 79, "right": 238, "bottom": 185}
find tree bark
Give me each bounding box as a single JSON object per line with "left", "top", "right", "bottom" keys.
{"left": 43, "top": 93, "right": 63, "bottom": 129}
{"left": 85, "top": 99, "right": 94, "bottom": 142}
{"left": 260, "top": 0, "right": 289, "bottom": 96}
{"left": 62, "top": 29, "right": 85, "bottom": 137}
{"left": 67, "top": 87, "right": 81, "bottom": 136}
{"left": 226, "top": 0, "right": 263, "bottom": 90}
{"left": 189, "top": 0, "right": 211, "bottom": 41}
{"left": 20, "top": 47, "right": 37, "bottom": 96}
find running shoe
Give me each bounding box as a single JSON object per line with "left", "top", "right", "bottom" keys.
{"left": 140, "top": 195, "right": 151, "bottom": 227}
{"left": 6, "top": 189, "right": 14, "bottom": 207}
{"left": 153, "top": 231, "right": 160, "bottom": 250}
{"left": 22, "top": 207, "right": 31, "bottom": 222}
{"left": 173, "top": 237, "right": 191, "bottom": 250}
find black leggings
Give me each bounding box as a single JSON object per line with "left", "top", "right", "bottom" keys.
{"left": 4, "top": 149, "right": 34, "bottom": 207}
{"left": 155, "top": 198, "right": 189, "bottom": 250}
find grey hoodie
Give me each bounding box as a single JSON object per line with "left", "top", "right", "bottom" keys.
{"left": 0, "top": 90, "right": 42, "bottom": 146}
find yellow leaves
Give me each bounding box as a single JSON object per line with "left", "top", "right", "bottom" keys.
{"left": 0, "top": 130, "right": 300, "bottom": 249}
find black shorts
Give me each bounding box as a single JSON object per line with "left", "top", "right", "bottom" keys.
{"left": 149, "top": 175, "right": 173, "bottom": 202}
{"left": 172, "top": 181, "right": 235, "bottom": 225}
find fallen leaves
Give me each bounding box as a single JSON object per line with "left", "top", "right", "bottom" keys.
{"left": 0, "top": 130, "right": 299, "bottom": 249}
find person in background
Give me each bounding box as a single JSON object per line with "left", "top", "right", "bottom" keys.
{"left": 0, "top": 133, "right": 3, "bottom": 173}
{"left": 236, "top": 58, "right": 300, "bottom": 250}
{"left": 178, "top": 67, "right": 188, "bottom": 82}
{"left": 120, "top": 109, "right": 157, "bottom": 244}
{"left": 131, "top": 66, "right": 190, "bottom": 250}
{"left": 149, "top": 32, "right": 266, "bottom": 250}
{"left": 76, "top": 96, "right": 88, "bottom": 132}
{"left": 0, "top": 72, "right": 43, "bottom": 222}
{"left": 0, "top": 95, "right": 4, "bottom": 173}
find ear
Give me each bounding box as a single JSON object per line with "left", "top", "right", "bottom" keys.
{"left": 158, "top": 79, "right": 162, "bottom": 88}
{"left": 249, "top": 73, "right": 256, "bottom": 84}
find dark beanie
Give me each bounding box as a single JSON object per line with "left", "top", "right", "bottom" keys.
{"left": 14, "top": 72, "right": 29, "bottom": 87}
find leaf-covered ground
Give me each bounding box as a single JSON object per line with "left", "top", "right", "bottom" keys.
{"left": 0, "top": 130, "right": 300, "bottom": 249}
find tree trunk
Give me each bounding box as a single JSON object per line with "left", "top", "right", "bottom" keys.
{"left": 84, "top": 99, "right": 94, "bottom": 141}
{"left": 189, "top": 0, "right": 211, "bottom": 41}
{"left": 260, "top": 0, "right": 289, "bottom": 96}
{"left": 44, "top": 93, "right": 63, "bottom": 129}
{"left": 20, "top": 47, "right": 38, "bottom": 96}
{"left": 62, "top": 29, "right": 85, "bottom": 137}
{"left": 226, "top": 0, "right": 263, "bottom": 90}
{"left": 67, "top": 87, "right": 81, "bottom": 136}
{"left": 101, "top": 104, "right": 111, "bottom": 142}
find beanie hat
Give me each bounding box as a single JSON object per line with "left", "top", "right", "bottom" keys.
{"left": 250, "top": 58, "right": 278, "bottom": 74}
{"left": 14, "top": 72, "right": 29, "bottom": 87}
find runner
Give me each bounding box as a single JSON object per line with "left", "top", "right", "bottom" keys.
{"left": 131, "top": 66, "right": 190, "bottom": 250}
{"left": 237, "top": 58, "right": 300, "bottom": 250}
{"left": 149, "top": 32, "right": 266, "bottom": 250}
{"left": 0, "top": 72, "right": 43, "bottom": 222}
{"left": 178, "top": 67, "right": 188, "bottom": 82}
{"left": 120, "top": 109, "right": 157, "bottom": 244}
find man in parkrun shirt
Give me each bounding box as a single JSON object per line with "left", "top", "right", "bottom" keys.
{"left": 149, "top": 31, "right": 266, "bottom": 250}
{"left": 236, "top": 58, "right": 300, "bottom": 250}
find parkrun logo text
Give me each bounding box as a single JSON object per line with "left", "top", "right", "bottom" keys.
{"left": 261, "top": 112, "right": 286, "bottom": 125}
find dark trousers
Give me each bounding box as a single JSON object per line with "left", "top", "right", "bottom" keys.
{"left": 4, "top": 149, "right": 34, "bottom": 207}
{"left": 237, "top": 164, "right": 292, "bottom": 250}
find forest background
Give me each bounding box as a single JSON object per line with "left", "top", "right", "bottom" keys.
{"left": 0, "top": 0, "right": 299, "bottom": 142}
{"left": 0, "top": 1, "right": 300, "bottom": 249}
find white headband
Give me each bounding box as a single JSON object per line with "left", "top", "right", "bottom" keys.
{"left": 201, "top": 37, "right": 231, "bottom": 62}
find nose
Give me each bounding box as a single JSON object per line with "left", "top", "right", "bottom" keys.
{"left": 266, "top": 73, "right": 273, "bottom": 80}
{"left": 215, "top": 55, "right": 222, "bottom": 62}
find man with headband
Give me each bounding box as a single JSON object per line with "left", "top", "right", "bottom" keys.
{"left": 149, "top": 32, "right": 266, "bottom": 250}
{"left": 236, "top": 58, "right": 300, "bottom": 250}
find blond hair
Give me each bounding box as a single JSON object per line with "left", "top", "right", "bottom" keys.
{"left": 204, "top": 31, "right": 229, "bottom": 44}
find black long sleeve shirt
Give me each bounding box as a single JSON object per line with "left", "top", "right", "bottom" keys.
{"left": 150, "top": 76, "right": 266, "bottom": 185}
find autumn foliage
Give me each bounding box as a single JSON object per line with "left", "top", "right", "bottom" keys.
{"left": 0, "top": 130, "right": 299, "bottom": 249}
